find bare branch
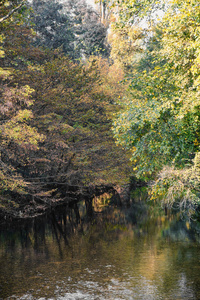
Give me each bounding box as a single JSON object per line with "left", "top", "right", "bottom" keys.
{"left": 0, "top": 0, "right": 26, "bottom": 23}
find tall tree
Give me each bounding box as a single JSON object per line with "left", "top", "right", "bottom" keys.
{"left": 29, "top": 0, "right": 110, "bottom": 59}
{"left": 66, "top": 0, "right": 110, "bottom": 57}
{"left": 0, "top": 2, "right": 45, "bottom": 197}
{"left": 29, "top": 0, "right": 76, "bottom": 58}
{"left": 112, "top": 0, "right": 200, "bottom": 179}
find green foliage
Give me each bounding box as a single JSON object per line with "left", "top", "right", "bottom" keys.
{"left": 29, "top": 0, "right": 110, "bottom": 59}
{"left": 29, "top": 0, "right": 76, "bottom": 57}
{"left": 67, "top": 0, "right": 110, "bottom": 57}
{"left": 108, "top": 0, "right": 166, "bottom": 27}
{"left": 113, "top": 0, "right": 200, "bottom": 180}
{"left": 108, "top": 24, "right": 144, "bottom": 70}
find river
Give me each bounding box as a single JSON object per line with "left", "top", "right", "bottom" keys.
{"left": 0, "top": 194, "right": 200, "bottom": 299}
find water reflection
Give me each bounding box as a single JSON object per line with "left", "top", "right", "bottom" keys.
{"left": 0, "top": 199, "right": 200, "bottom": 299}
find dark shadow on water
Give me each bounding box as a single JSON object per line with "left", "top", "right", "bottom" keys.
{"left": 1, "top": 195, "right": 200, "bottom": 299}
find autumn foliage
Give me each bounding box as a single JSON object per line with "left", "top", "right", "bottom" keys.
{"left": 0, "top": 1, "right": 130, "bottom": 216}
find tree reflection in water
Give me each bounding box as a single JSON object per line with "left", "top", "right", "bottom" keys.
{"left": 0, "top": 198, "right": 200, "bottom": 299}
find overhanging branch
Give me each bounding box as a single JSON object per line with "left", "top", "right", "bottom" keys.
{"left": 0, "top": 0, "right": 26, "bottom": 23}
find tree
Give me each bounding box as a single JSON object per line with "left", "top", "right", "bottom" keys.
{"left": 0, "top": 0, "right": 26, "bottom": 23}
{"left": 108, "top": 24, "right": 144, "bottom": 70}
{"left": 0, "top": 1, "right": 130, "bottom": 216}
{"left": 0, "top": 0, "right": 131, "bottom": 217}
{"left": 29, "top": 0, "right": 110, "bottom": 59}
{"left": 0, "top": 5, "right": 45, "bottom": 198}
{"left": 66, "top": 0, "right": 110, "bottom": 57}
{"left": 112, "top": 0, "right": 200, "bottom": 179}
{"left": 29, "top": 0, "right": 76, "bottom": 58}
{"left": 95, "top": 0, "right": 112, "bottom": 25}
{"left": 19, "top": 53, "right": 130, "bottom": 187}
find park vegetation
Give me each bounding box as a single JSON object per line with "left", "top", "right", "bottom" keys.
{"left": 111, "top": 0, "right": 200, "bottom": 217}
{"left": 1, "top": 0, "right": 200, "bottom": 219}
{"left": 0, "top": 0, "right": 131, "bottom": 217}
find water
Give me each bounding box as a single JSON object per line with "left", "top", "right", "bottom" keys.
{"left": 0, "top": 199, "right": 200, "bottom": 299}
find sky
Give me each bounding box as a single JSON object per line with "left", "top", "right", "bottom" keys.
{"left": 86, "top": 0, "right": 96, "bottom": 8}
{"left": 59, "top": 0, "right": 97, "bottom": 9}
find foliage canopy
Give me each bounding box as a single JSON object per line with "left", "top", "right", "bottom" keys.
{"left": 0, "top": 0, "right": 130, "bottom": 215}
{"left": 113, "top": 0, "right": 200, "bottom": 179}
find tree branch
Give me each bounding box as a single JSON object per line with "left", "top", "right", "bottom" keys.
{"left": 0, "top": 0, "right": 26, "bottom": 23}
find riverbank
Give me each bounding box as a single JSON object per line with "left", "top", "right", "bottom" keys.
{"left": 0, "top": 182, "right": 134, "bottom": 223}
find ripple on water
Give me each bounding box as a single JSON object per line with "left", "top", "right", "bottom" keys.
{"left": 2, "top": 204, "right": 200, "bottom": 300}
